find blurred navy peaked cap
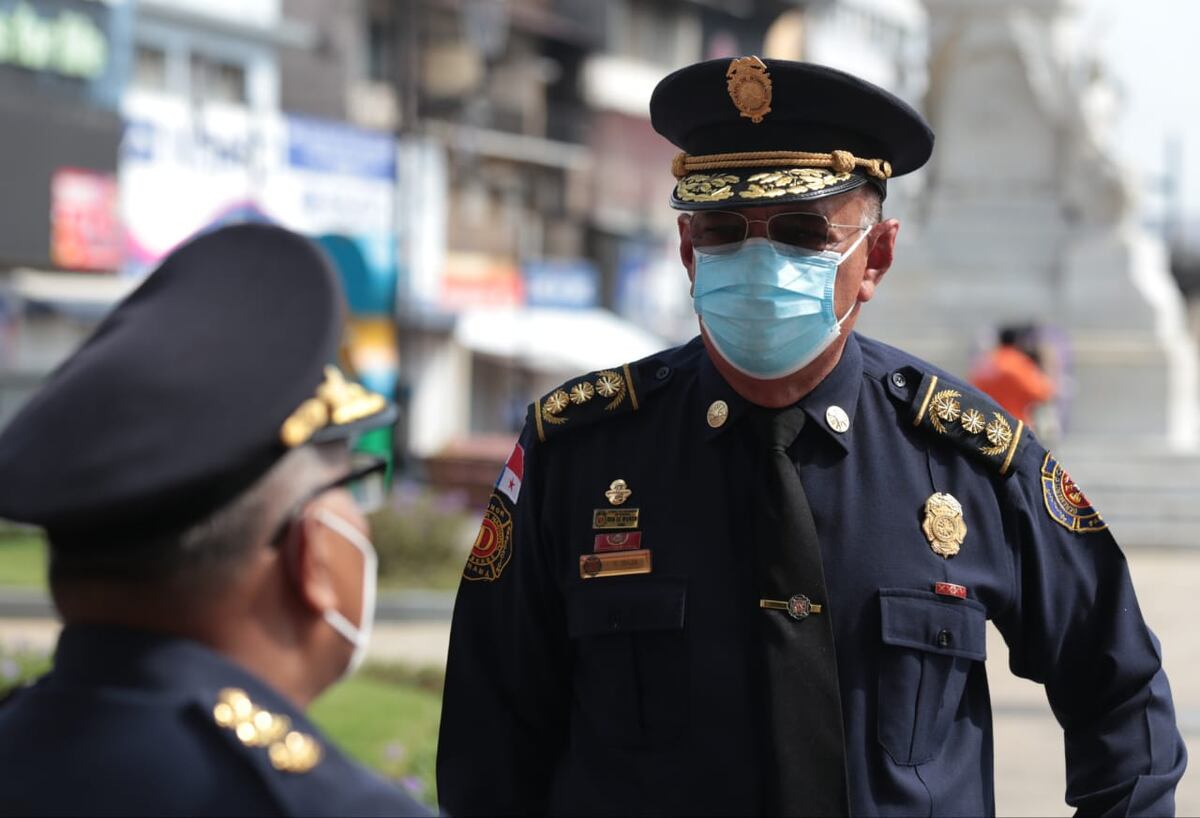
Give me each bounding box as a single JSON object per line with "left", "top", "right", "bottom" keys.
{"left": 0, "top": 224, "right": 395, "bottom": 544}
{"left": 651, "top": 57, "right": 934, "bottom": 209}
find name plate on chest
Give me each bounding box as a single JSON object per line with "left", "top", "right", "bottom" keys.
{"left": 592, "top": 508, "right": 640, "bottom": 529}
{"left": 579, "top": 549, "right": 652, "bottom": 579}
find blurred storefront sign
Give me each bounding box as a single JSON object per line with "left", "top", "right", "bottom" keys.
{"left": 346, "top": 316, "right": 400, "bottom": 396}
{"left": 345, "top": 315, "right": 400, "bottom": 465}
{"left": 0, "top": 0, "right": 108, "bottom": 80}
{"left": 0, "top": 0, "right": 121, "bottom": 272}
{"left": 454, "top": 305, "right": 663, "bottom": 375}
{"left": 120, "top": 93, "right": 397, "bottom": 285}
{"left": 522, "top": 258, "right": 598, "bottom": 310}
{"left": 440, "top": 251, "right": 523, "bottom": 310}
{"left": 50, "top": 167, "right": 120, "bottom": 271}
{"left": 316, "top": 233, "right": 394, "bottom": 317}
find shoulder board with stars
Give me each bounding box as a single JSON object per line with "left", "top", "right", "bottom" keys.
{"left": 906, "top": 369, "right": 1033, "bottom": 477}
{"left": 212, "top": 687, "right": 323, "bottom": 774}
{"left": 530, "top": 358, "right": 673, "bottom": 444}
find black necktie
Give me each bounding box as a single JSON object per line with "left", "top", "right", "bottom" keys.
{"left": 747, "top": 405, "right": 849, "bottom": 817}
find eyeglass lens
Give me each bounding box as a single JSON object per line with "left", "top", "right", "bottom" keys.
{"left": 689, "top": 210, "right": 834, "bottom": 253}
{"left": 345, "top": 454, "right": 389, "bottom": 515}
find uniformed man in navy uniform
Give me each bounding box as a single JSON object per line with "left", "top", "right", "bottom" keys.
{"left": 437, "top": 59, "right": 1187, "bottom": 816}
{"left": 0, "top": 225, "right": 431, "bottom": 816}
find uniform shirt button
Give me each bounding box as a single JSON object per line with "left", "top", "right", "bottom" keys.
{"left": 936, "top": 629, "right": 953, "bottom": 648}
{"left": 656, "top": 365, "right": 671, "bottom": 380}
{"left": 891, "top": 372, "right": 907, "bottom": 388}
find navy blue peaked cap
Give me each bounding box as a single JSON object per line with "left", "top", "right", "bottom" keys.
{"left": 651, "top": 58, "right": 934, "bottom": 209}
{"left": 0, "top": 224, "right": 393, "bottom": 542}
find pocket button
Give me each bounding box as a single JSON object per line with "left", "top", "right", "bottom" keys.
{"left": 936, "top": 629, "right": 953, "bottom": 648}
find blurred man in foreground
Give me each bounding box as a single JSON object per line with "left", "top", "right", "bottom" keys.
{"left": 438, "top": 59, "right": 1186, "bottom": 816}
{"left": 0, "top": 225, "right": 430, "bottom": 817}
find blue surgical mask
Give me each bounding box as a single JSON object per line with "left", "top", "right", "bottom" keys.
{"left": 692, "top": 231, "right": 869, "bottom": 380}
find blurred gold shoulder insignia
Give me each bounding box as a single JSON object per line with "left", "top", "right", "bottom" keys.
{"left": 726, "top": 56, "right": 772, "bottom": 124}
{"left": 533, "top": 364, "right": 640, "bottom": 443}
{"left": 213, "top": 687, "right": 322, "bottom": 773}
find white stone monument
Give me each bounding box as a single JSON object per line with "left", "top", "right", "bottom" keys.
{"left": 860, "top": 0, "right": 1199, "bottom": 451}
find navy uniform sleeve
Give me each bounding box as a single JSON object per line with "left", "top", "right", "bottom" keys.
{"left": 992, "top": 448, "right": 1187, "bottom": 815}
{"left": 437, "top": 419, "right": 569, "bottom": 815}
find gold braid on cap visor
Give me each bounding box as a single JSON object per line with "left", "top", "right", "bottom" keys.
{"left": 671, "top": 149, "right": 892, "bottom": 181}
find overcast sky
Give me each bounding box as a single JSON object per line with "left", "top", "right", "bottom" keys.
{"left": 1080, "top": 0, "right": 1200, "bottom": 232}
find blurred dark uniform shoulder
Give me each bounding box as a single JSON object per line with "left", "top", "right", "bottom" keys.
{"left": 440, "top": 328, "right": 1185, "bottom": 815}
{"left": 0, "top": 626, "right": 420, "bottom": 817}
{"left": 0, "top": 224, "right": 429, "bottom": 817}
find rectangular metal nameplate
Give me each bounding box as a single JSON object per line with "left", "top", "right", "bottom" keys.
{"left": 592, "top": 508, "right": 640, "bottom": 529}
{"left": 593, "top": 532, "right": 642, "bottom": 552}
{"left": 579, "top": 549, "right": 652, "bottom": 579}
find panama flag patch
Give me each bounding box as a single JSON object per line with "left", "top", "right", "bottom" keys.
{"left": 496, "top": 442, "right": 525, "bottom": 505}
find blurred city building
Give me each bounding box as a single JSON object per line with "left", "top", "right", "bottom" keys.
{"left": 0, "top": 0, "right": 126, "bottom": 423}
{"left": 6, "top": 0, "right": 1199, "bottom": 523}
{"left": 0, "top": 0, "right": 933, "bottom": 496}
{"left": 276, "top": 0, "right": 925, "bottom": 482}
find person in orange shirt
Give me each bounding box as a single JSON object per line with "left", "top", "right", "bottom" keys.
{"left": 970, "top": 326, "right": 1055, "bottom": 424}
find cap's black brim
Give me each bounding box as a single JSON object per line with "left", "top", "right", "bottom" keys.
{"left": 309, "top": 402, "right": 398, "bottom": 444}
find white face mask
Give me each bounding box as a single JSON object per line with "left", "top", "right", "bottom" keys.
{"left": 313, "top": 507, "right": 378, "bottom": 679}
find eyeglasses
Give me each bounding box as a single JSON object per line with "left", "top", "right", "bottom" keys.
{"left": 688, "top": 210, "right": 868, "bottom": 254}
{"left": 270, "top": 454, "right": 390, "bottom": 546}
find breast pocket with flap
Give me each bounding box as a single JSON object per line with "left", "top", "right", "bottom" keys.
{"left": 566, "top": 576, "right": 688, "bottom": 748}
{"left": 876, "top": 588, "right": 987, "bottom": 766}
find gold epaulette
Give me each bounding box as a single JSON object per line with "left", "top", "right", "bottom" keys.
{"left": 213, "top": 688, "right": 322, "bottom": 774}
{"left": 908, "top": 371, "right": 1032, "bottom": 477}
{"left": 530, "top": 358, "right": 672, "bottom": 444}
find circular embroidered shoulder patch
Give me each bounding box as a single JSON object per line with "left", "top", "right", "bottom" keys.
{"left": 464, "top": 492, "right": 514, "bottom": 581}
{"left": 1040, "top": 452, "right": 1107, "bottom": 534}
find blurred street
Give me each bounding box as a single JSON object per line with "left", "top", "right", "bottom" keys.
{"left": 3, "top": 545, "right": 1197, "bottom": 814}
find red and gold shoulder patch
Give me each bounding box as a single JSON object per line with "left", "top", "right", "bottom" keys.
{"left": 463, "top": 492, "right": 513, "bottom": 581}
{"left": 1040, "top": 452, "right": 1106, "bottom": 534}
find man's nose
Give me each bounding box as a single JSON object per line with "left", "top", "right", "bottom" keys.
{"left": 746, "top": 218, "right": 769, "bottom": 239}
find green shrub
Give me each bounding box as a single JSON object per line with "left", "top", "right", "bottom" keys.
{"left": 368, "top": 483, "right": 478, "bottom": 589}
{"left": 0, "top": 645, "right": 51, "bottom": 698}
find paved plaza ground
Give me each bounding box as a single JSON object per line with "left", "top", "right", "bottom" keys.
{"left": 2, "top": 547, "right": 1196, "bottom": 814}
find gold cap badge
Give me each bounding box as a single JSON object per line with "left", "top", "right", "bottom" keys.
{"left": 279, "top": 366, "right": 387, "bottom": 448}
{"left": 922, "top": 493, "right": 967, "bottom": 558}
{"left": 605, "top": 479, "right": 632, "bottom": 506}
{"left": 726, "top": 56, "right": 772, "bottom": 124}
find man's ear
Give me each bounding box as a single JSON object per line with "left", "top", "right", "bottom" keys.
{"left": 677, "top": 214, "right": 696, "bottom": 289}
{"left": 282, "top": 511, "right": 339, "bottom": 615}
{"left": 859, "top": 218, "right": 900, "bottom": 303}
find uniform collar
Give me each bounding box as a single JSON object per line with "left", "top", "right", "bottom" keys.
{"left": 51, "top": 624, "right": 304, "bottom": 718}
{"left": 698, "top": 333, "right": 864, "bottom": 452}
{"left": 795, "top": 332, "right": 863, "bottom": 453}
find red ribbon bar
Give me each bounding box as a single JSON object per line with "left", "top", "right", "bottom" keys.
{"left": 934, "top": 581, "right": 967, "bottom": 599}
{"left": 594, "top": 531, "right": 643, "bottom": 552}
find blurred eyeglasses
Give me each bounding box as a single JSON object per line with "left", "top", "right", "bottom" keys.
{"left": 271, "top": 454, "right": 389, "bottom": 545}
{"left": 688, "top": 210, "right": 868, "bottom": 254}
